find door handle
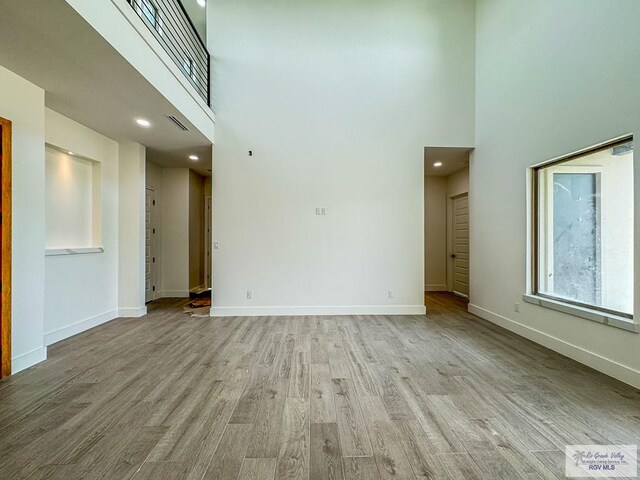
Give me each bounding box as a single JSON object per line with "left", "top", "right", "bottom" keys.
{"left": 451, "top": 254, "right": 456, "bottom": 258}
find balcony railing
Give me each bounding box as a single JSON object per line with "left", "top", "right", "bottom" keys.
{"left": 128, "top": 0, "right": 210, "bottom": 105}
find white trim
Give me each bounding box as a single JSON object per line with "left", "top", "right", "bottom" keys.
{"left": 45, "top": 247, "right": 104, "bottom": 256}
{"left": 530, "top": 133, "right": 634, "bottom": 169}
{"left": 211, "top": 305, "right": 426, "bottom": 317}
{"left": 44, "top": 309, "right": 119, "bottom": 346}
{"left": 425, "top": 284, "right": 448, "bottom": 292}
{"left": 161, "top": 290, "right": 190, "bottom": 298}
{"left": 118, "top": 306, "right": 148, "bottom": 317}
{"left": 12, "top": 347, "right": 47, "bottom": 374}
{"left": 537, "top": 165, "right": 603, "bottom": 295}
{"left": 523, "top": 294, "right": 637, "bottom": 333}
{"left": 468, "top": 303, "right": 640, "bottom": 390}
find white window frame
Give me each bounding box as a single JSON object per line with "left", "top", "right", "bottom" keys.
{"left": 538, "top": 165, "right": 603, "bottom": 299}
{"left": 525, "top": 136, "right": 637, "bottom": 333}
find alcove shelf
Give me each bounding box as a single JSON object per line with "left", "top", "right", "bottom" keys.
{"left": 45, "top": 247, "right": 104, "bottom": 257}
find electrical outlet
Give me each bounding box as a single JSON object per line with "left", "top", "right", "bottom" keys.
{"left": 213, "top": 241, "right": 220, "bottom": 250}
{"left": 315, "top": 207, "right": 327, "bottom": 216}
{"left": 247, "top": 290, "right": 253, "bottom": 300}
{"left": 514, "top": 302, "right": 520, "bottom": 313}
{"left": 388, "top": 290, "right": 394, "bottom": 299}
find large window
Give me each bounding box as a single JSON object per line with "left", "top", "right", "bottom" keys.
{"left": 532, "top": 137, "right": 634, "bottom": 319}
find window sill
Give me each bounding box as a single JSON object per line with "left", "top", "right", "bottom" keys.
{"left": 522, "top": 294, "right": 637, "bottom": 333}
{"left": 45, "top": 247, "right": 104, "bottom": 257}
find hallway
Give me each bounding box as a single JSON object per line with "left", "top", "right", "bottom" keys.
{"left": 0, "top": 295, "right": 638, "bottom": 479}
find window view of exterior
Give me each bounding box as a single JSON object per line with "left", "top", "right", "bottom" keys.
{"left": 536, "top": 138, "right": 634, "bottom": 317}
{"left": 552, "top": 172, "right": 600, "bottom": 305}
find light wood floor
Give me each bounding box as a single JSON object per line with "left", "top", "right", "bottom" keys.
{"left": 1, "top": 293, "right": 638, "bottom": 479}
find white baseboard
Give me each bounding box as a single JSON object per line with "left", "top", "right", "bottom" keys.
{"left": 45, "top": 309, "right": 119, "bottom": 346}
{"left": 12, "top": 346, "right": 47, "bottom": 374}
{"left": 425, "top": 284, "right": 448, "bottom": 292}
{"left": 211, "top": 305, "right": 426, "bottom": 317}
{"left": 468, "top": 303, "right": 640, "bottom": 390}
{"left": 118, "top": 306, "right": 148, "bottom": 318}
{"left": 160, "top": 290, "right": 190, "bottom": 298}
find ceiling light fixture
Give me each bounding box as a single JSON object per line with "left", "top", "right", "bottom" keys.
{"left": 68, "top": 151, "right": 74, "bottom": 155}
{"left": 136, "top": 118, "right": 151, "bottom": 127}
{"left": 197, "top": 0, "right": 206, "bottom": 6}
{"left": 189, "top": 155, "right": 199, "bottom": 161}
{"left": 433, "top": 162, "right": 443, "bottom": 167}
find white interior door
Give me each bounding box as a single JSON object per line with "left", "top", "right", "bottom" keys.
{"left": 145, "top": 188, "right": 157, "bottom": 302}
{"left": 451, "top": 193, "right": 469, "bottom": 297}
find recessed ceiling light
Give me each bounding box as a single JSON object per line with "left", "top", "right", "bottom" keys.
{"left": 136, "top": 118, "right": 151, "bottom": 127}
{"left": 433, "top": 162, "right": 443, "bottom": 167}
{"left": 68, "top": 151, "right": 74, "bottom": 155}
{"left": 197, "top": 0, "right": 206, "bottom": 6}
{"left": 189, "top": 155, "right": 199, "bottom": 161}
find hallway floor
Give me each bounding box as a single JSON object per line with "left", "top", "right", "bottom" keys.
{"left": 0, "top": 294, "right": 638, "bottom": 479}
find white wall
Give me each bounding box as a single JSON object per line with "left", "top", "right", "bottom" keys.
{"left": 209, "top": 0, "right": 476, "bottom": 315}
{"left": 473, "top": 0, "right": 640, "bottom": 388}
{"left": 447, "top": 166, "right": 469, "bottom": 198}
{"left": 44, "top": 109, "right": 120, "bottom": 345}
{"left": 146, "top": 160, "right": 163, "bottom": 190}
{"left": 0, "top": 65, "right": 46, "bottom": 373}
{"left": 424, "top": 176, "right": 447, "bottom": 291}
{"left": 45, "top": 147, "right": 99, "bottom": 249}
{"left": 161, "top": 168, "right": 190, "bottom": 297}
{"left": 118, "top": 142, "right": 147, "bottom": 316}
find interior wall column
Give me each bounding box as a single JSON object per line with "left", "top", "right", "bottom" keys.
{"left": 118, "top": 142, "right": 146, "bottom": 317}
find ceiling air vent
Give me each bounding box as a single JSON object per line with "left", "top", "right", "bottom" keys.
{"left": 166, "top": 115, "right": 189, "bottom": 131}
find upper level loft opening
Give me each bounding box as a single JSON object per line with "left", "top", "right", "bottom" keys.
{"left": 128, "top": 0, "right": 210, "bottom": 105}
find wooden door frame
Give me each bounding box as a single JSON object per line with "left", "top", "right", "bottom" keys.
{"left": 1, "top": 118, "right": 12, "bottom": 378}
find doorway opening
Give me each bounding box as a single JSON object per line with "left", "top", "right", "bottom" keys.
{"left": 424, "top": 146, "right": 471, "bottom": 301}
{"left": 1, "top": 117, "right": 12, "bottom": 377}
